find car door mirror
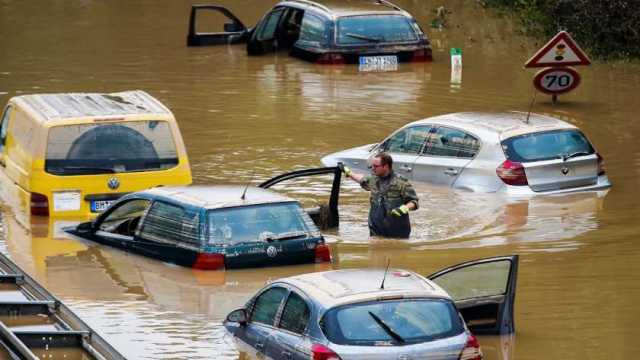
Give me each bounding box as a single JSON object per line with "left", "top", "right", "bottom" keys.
{"left": 75, "top": 221, "right": 95, "bottom": 234}
{"left": 224, "top": 22, "right": 245, "bottom": 32}
{"left": 226, "top": 308, "right": 248, "bottom": 325}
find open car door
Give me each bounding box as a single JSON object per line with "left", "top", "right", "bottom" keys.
{"left": 187, "top": 5, "right": 249, "bottom": 46}
{"left": 428, "top": 255, "right": 518, "bottom": 335}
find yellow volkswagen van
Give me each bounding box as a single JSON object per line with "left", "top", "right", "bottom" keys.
{"left": 0, "top": 90, "right": 192, "bottom": 219}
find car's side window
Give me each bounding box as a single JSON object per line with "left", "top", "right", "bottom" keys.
{"left": 0, "top": 106, "right": 12, "bottom": 151}
{"left": 257, "top": 8, "right": 285, "bottom": 41}
{"left": 279, "top": 291, "right": 310, "bottom": 334}
{"left": 382, "top": 125, "right": 431, "bottom": 154}
{"left": 424, "top": 127, "right": 480, "bottom": 158}
{"left": 298, "top": 13, "right": 327, "bottom": 44}
{"left": 251, "top": 287, "right": 288, "bottom": 326}
{"left": 139, "top": 201, "right": 200, "bottom": 246}
{"left": 98, "top": 199, "right": 151, "bottom": 236}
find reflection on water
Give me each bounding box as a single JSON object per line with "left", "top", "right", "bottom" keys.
{"left": 1, "top": 0, "right": 640, "bottom": 359}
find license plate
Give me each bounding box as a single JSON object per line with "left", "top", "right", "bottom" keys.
{"left": 359, "top": 55, "right": 398, "bottom": 72}
{"left": 91, "top": 200, "right": 115, "bottom": 212}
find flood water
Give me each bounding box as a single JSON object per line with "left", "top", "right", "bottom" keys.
{"left": 1, "top": 0, "right": 640, "bottom": 359}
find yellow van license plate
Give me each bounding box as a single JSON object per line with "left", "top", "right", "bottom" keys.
{"left": 91, "top": 200, "right": 114, "bottom": 212}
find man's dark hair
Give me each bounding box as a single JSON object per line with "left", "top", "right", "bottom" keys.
{"left": 375, "top": 152, "right": 393, "bottom": 169}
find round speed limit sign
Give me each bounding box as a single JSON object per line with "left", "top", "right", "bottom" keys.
{"left": 533, "top": 67, "right": 581, "bottom": 94}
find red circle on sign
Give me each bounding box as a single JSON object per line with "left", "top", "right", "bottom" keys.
{"left": 533, "top": 67, "right": 581, "bottom": 95}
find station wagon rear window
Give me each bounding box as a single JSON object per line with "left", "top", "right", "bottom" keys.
{"left": 207, "top": 202, "right": 317, "bottom": 245}
{"left": 321, "top": 299, "right": 464, "bottom": 346}
{"left": 45, "top": 121, "right": 179, "bottom": 175}
{"left": 337, "top": 15, "right": 418, "bottom": 44}
{"left": 502, "top": 129, "right": 595, "bottom": 163}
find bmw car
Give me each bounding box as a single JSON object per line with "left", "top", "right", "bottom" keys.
{"left": 321, "top": 112, "right": 611, "bottom": 194}
{"left": 225, "top": 255, "right": 518, "bottom": 359}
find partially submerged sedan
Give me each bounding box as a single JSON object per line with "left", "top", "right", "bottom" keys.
{"left": 66, "top": 185, "right": 333, "bottom": 270}
{"left": 187, "top": 0, "right": 432, "bottom": 67}
{"left": 322, "top": 112, "right": 611, "bottom": 194}
{"left": 225, "top": 255, "right": 518, "bottom": 359}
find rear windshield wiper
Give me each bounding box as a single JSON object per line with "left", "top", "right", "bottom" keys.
{"left": 368, "top": 311, "right": 405, "bottom": 344}
{"left": 51, "top": 166, "right": 116, "bottom": 174}
{"left": 267, "top": 231, "right": 307, "bottom": 242}
{"left": 561, "top": 151, "right": 591, "bottom": 161}
{"left": 344, "top": 33, "right": 382, "bottom": 42}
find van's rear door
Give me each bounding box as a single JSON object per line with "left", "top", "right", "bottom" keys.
{"left": 428, "top": 255, "right": 518, "bottom": 335}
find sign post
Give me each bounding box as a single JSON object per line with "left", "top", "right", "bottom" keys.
{"left": 525, "top": 31, "right": 591, "bottom": 103}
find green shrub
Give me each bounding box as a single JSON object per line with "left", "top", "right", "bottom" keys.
{"left": 479, "top": 0, "right": 640, "bottom": 60}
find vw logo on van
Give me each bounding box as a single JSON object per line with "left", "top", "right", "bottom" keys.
{"left": 266, "top": 246, "right": 278, "bottom": 258}
{"left": 107, "top": 177, "right": 120, "bottom": 190}
{"left": 561, "top": 166, "right": 570, "bottom": 175}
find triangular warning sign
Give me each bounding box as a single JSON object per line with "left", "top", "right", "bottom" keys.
{"left": 525, "top": 31, "right": 591, "bottom": 68}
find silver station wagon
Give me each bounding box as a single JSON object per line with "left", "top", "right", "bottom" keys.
{"left": 225, "top": 255, "right": 518, "bottom": 360}
{"left": 321, "top": 112, "right": 611, "bottom": 194}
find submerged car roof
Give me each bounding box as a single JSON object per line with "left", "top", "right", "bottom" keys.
{"left": 279, "top": 268, "right": 450, "bottom": 309}
{"left": 407, "top": 111, "right": 578, "bottom": 141}
{"left": 280, "top": 0, "right": 410, "bottom": 17}
{"left": 141, "top": 185, "right": 296, "bottom": 210}
{"left": 12, "top": 90, "right": 171, "bottom": 124}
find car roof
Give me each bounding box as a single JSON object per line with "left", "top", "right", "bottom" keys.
{"left": 407, "top": 112, "right": 578, "bottom": 141}
{"left": 280, "top": 0, "right": 409, "bottom": 18}
{"left": 279, "top": 268, "right": 450, "bottom": 309}
{"left": 140, "top": 185, "right": 296, "bottom": 210}
{"left": 11, "top": 90, "right": 171, "bottom": 124}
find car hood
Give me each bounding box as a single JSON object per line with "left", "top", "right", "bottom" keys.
{"left": 321, "top": 143, "right": 377, "bottom": 167}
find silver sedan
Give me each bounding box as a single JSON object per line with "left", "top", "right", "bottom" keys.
{"left": 321, "top": 112, "right": 611, "bottom": 194}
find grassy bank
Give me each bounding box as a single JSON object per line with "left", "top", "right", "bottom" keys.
{"left": 480, "top": 0, "right": 640, "bottom": 60}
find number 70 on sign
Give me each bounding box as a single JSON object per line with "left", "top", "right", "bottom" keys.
{"left": 533, "top": 67, "right": 581, "bottom": 95}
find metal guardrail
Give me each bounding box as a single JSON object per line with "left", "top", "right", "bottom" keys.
{"left": 0, "top": 251, "right": 126, "bottom": 360}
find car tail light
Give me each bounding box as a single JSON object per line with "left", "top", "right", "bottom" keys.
{"left": 458, "top": 334, "right": 483, "bottom": 360}
{"left": 310, "top": 343, "right": 341, "bottom": 360}
{"left": 596, "top": 153, "right": 606, "bottom": 176}
{"left": 316, "top": 53, "right": 345, "bottom": 65}
{"left": 411, "top": 48, "right": 432, "bottom": 62}
{"left": 315, "top": 244, "right": 331, "bottom": 263}
{"left": 30, "top": 192, "right": 49, "bottom": 216}
{"left": 496, "top": 160, "right": 528, "bottom": 186}
{"left": 193, "top": 253, "right": 225, "bottom": 270}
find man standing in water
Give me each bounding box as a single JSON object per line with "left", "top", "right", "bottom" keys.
{"left": 341, "top": 152, "right": 419, "bottom": 238}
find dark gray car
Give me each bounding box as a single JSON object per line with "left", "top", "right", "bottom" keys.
{"left": 224, "top": 255, "right": 518, "bottom": 359}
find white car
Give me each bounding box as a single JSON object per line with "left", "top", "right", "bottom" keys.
{"left": 321, "top": 112, "right": 611, "bottom": 194}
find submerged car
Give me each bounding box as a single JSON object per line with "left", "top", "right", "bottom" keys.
{"left": 66, "top": 186, "right": 332, "bottom": 270}
{"left": 225, "top": 255, "right": 518, "bottom": 360}
{"left": 187, "top": 0, "right": 432, "bottom": 67}
{"left": 322, "top": 112, "right": 611, "bottom": 194}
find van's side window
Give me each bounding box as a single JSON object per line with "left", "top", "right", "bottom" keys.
{"left": 0, "top": 106, "right": 11, "bottom": 151}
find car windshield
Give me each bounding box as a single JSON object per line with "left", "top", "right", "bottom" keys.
{"left": 502, "top": 129, "right": 595, "bottom": 163}
{"left": 321, "top": 299, "right": 464, "bottom": 346}
{"left": 45, "top": 121, "right": 178, "bottom": 175}
{"left": 207, "top": 202, "right": 316, "bottom": 245}
{"left": 337, "top": 15, "right": 418, "bottom": 44}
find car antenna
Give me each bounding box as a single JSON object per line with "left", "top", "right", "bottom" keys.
{"left": 525, "top": 90, "right": 537, "bottom": 124}
{"left": 380, "top": 258, "right": 391, "bottom": 290}
{"left": 241, "top": 170, "right": 256, "bottom": 200}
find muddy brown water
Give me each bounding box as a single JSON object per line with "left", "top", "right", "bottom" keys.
{"left": 1, "top": 0, "right": 640, "bottom": 359}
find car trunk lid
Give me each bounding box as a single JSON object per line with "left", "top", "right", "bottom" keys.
{"left": 522, "top": 155, "right": 598, "bottom": 192}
